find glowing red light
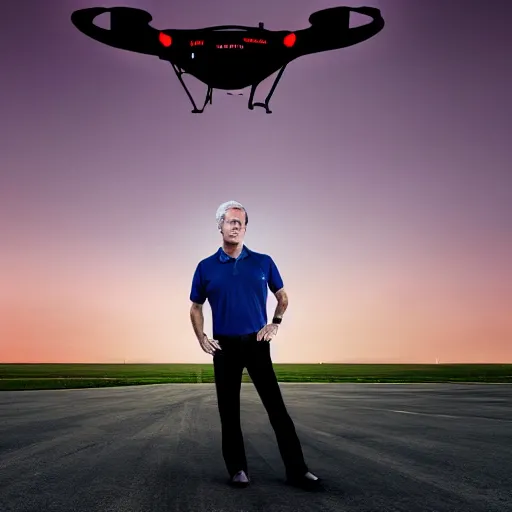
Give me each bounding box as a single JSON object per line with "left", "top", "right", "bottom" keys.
{"left": 283, "top": 33, "right": 296, "bottom": 47}
{"left": 159, "top": 32, "right": 172, "bottom": 47}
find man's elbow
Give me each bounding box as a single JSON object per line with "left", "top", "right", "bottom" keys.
{"left": 275, "top": 288, "right": 288, "bottom": 303}
{"left": 190, "top": 301, "right": 204, "bottom": 313}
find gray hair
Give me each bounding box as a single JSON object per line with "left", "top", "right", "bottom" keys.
{"left": 216, "top": 200, "right": 248, "bottom": 229}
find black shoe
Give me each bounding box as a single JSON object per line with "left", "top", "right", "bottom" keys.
{"left": 286, "top": 471, "right": 323, "bottom": 491}
{"left": 230, "top": 470, "right": 250, "bottom": 487}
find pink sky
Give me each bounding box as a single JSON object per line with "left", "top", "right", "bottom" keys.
{"left": 1, "top": 0, "right": 511, "bottom": 363}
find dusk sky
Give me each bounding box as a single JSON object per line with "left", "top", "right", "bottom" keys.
{"left": 1, "top": 0, "right": 511, "bottom": 364}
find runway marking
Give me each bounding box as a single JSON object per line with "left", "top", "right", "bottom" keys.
{"left": 389, "top": 410, "right": 459, "bottom": 418}
{"left": 353, "top": 406, "right": 512, "bottom": 422}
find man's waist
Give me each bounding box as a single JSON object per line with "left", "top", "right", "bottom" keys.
{"left": 213, "top": 331, "right": 259, "bottom": 342}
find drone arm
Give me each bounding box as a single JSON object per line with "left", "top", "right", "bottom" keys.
{"left": 71, "top": 7, "right": 162, "bottom": 56}
{"left": 343, "top": 7, "right": 385, "bottom": 47}
{"left": 294, "top": 6, "right": 384, "bottom": 56}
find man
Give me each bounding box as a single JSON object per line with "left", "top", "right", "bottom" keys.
{"left": 189, "top": 200, "right": 322, "bottom": 491}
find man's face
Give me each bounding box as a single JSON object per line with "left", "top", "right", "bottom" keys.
{"left": 221, "top": 208, "right": 246, "bottom": 245}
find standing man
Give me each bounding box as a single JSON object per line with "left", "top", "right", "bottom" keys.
{"left": 189, "top": 200, "right": 322, "bottom": 491}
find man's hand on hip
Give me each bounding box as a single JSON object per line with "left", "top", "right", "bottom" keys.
{"left": 199, "top": 333, "right": 222, "bottom": 355}
{"left": 257, "top": 323, "right": 279, "bottom": 342}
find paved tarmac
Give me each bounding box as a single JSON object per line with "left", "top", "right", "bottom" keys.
{"left": 0, "top": 383, "right": 511, "bottom": 512}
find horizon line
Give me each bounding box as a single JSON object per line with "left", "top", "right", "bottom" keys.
{"left": 1, "top": 361, "right": 510, "bottom": 365}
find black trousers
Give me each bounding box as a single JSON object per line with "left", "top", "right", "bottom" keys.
{"left": 212, "top": 331, "right": 309, "bottom": 479}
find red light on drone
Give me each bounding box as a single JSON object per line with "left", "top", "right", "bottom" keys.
{"left": 159, "top": 32, "right": 172, "bottom": 47}
{"left": 283, "top": 33, "right": 296, "bottom": 47}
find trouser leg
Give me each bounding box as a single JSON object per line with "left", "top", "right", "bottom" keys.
{"left": 246, "top": 339, "right": 309, "bottom": 478}
{"left": 213, "top": 345, "right": 247, "bottom": 478}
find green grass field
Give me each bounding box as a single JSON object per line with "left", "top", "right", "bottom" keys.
{"left": 0, "top": 363, "right": 511, "bottom": 390}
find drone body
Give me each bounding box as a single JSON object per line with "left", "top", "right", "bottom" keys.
{"left": 71, "top": 6, "right": 384, "bottom": 113}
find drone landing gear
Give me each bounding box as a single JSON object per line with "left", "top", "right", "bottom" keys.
{"left": 170, "top": 63, "right": 213, "bottom": 113}
{"left": 169, "top": 62, "right": 288, "bottom": 114}
{"left": 248, "top": 63, "right": 288, "bottom": 114}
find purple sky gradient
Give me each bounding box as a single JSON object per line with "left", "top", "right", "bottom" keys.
{"left": 1, "top": 0, "right": 511, "bottom": 364}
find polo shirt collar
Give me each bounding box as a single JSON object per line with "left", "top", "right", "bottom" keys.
{"left": 218, "top": 245, "right": 251, "bottom": 263}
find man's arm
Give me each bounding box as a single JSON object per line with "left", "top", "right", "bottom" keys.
{"left": 190, "top": 301, "right": 205, "bottom": 341}
{"left": 272, "top": 287, "right": 288, "bottom": 322}
{"left": 191, "top": 301, "right": 221, "bottom": 354}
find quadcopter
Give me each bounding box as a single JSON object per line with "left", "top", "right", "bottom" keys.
{"left": 71, "top": 5, "right": 384, "bottom": 113}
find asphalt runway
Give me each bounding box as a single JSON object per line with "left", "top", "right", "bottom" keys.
{"left": 0, "top": 383, "right": 511, "bottom": 512}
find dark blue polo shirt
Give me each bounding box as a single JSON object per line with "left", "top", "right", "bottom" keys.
{"left": 190, "top": 245, "right": 284, "bottom": 337}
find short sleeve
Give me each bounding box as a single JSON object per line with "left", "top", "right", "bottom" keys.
{"left": 190, "top": 262, "right": 207, "bottom": 304}
{"left": 267, "top": 257, "right": 284, "bottom": 294}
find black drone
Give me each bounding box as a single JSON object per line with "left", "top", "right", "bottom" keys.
{"left": 71, "top": 6, "right": 384, "bottom": 113}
